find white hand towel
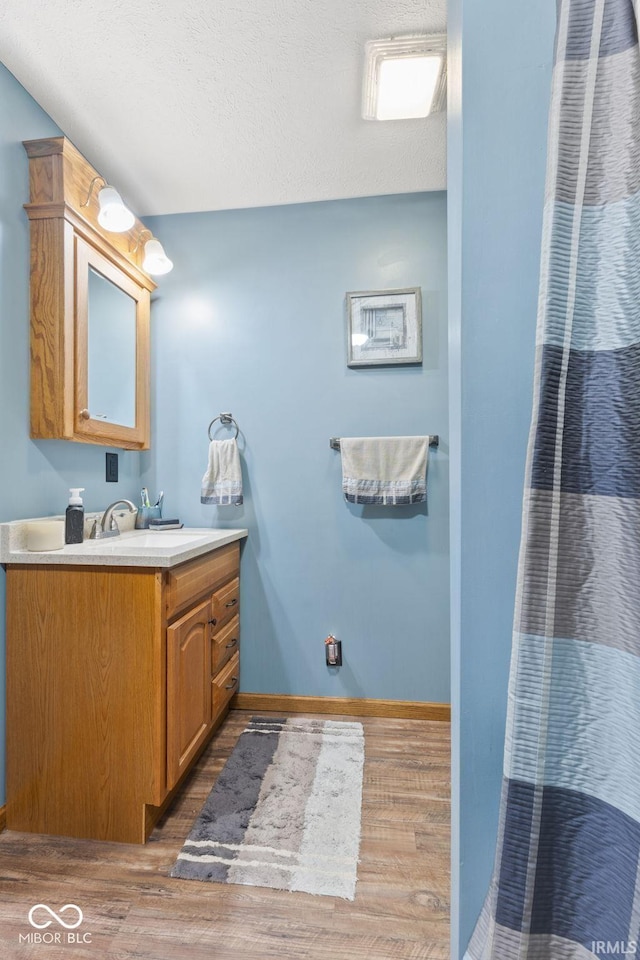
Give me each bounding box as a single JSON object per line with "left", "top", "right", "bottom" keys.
{"left": 201, "top": 439, "right": 243, "bottom": 506}
{"left": 340, "top": 436, "right": 429, "bottom": 505}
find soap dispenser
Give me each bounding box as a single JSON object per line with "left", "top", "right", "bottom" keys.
{"left": 65, "top": 488, "right": 85, "bottom": 544}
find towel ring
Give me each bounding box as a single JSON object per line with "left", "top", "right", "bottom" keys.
{"left": 208, "top": 412, "right": 240, "bottom": 441}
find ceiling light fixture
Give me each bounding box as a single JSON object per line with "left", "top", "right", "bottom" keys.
{"left": 362, "top": 35, "right": 447, "bottom": 121}
{"left": 81, "top": 176, "right": 135, "bottom": 232}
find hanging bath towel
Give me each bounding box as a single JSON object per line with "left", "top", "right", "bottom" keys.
{"left": 340, "top": 436, "right": 428, "bottom": 505}
{"left": 467, "top": 1, "right": 640, "bottom": 959}
{"left": 201, "top": 439, "right": 243, "bottom": 506}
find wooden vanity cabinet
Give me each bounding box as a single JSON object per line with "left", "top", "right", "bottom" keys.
{"left": 5, "top": 541, "right": 241, "bottom": 844}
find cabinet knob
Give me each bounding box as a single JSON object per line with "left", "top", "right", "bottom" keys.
{"left": 225, "top": 676, "right": 238, "bottom": 690}
{"left": 208, "top": 618, "right": 217, "bottom": 626}
{"left": 225, "top": 638, "right": 238, "bottom": 649}
{"left": 225, "top": 598, "right": 238, "bottom": 608}
{"left": 79, "top": 408, "right": 91, "bottom": 420}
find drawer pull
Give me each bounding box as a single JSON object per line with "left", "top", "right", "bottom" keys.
{"left": 225, "top": 598, "right": 238, "bottom": 608}
{"left": 208, "top": 618, "right": 218, "bottom": 626}
{"left": 225, "top": 676, "right": 239, "bottom": 690}
{"left": 225, "top": 638, "right": 238, "bottom": 649}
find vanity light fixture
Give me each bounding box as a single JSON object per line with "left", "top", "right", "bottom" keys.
{"left": 362, "top": 35, "right": 447, "bottom": 121}
{"left": 143, "top": 237, "right": 173, "bottom": 276}
{"left": 133, "top": 229, "right": 174, "bottom": 276}
{"left": 81, "top": 176, "right": 136, "bottom": 232}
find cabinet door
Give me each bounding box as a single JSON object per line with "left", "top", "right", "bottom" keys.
{"left": 75, "top": 237, "right": 151, "bottom": 449}
{"left": 167, "top": 598, "right": 212, "bottom": 790}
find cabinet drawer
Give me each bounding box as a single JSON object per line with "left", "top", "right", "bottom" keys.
{"left": 211, "top": 577, "right": 240, "bottom": 632}
{"left": 165, "top": 542, "right": 240, "bottom": 621}
{"left": 212, "top": 652, "right": 239, "bottom": 719}
{"left": 212, "top": 615, "right": 240, "bottom": 675}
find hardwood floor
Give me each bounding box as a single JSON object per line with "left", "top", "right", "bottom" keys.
{"left": 0, "top": 710, "right": 450, "bottom": 960}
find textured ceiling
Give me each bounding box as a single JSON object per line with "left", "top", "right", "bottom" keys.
{"left": 0, "top": 0, "right": 446, "bottom": 216}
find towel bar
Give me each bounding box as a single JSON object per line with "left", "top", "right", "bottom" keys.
{"left": 329, "top": 435, "right": 439, "bottom": 451}
{"left": 208, "top": 412, "right": 240, "bottom": 441}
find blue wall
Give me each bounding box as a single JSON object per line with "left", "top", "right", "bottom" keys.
{"left": 145, "top": 193, "right": 450, "bottom": 702}
{"left": 448, "top": 0, "right": 556, "bottom": 954}
{"left": 0, "top": 62, "right": 143, "bottom": 805}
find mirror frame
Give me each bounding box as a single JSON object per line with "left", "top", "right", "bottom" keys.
{"left": 75, "top": 237, "right": 149, "bottom": 447}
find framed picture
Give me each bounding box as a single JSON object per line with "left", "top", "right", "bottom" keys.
{"left": 346, "top": 287, "right": 422, "bottom": 367}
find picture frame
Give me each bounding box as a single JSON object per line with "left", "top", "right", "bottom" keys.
{"left": 345, "top": 287, "right": 422, "bottom": 367}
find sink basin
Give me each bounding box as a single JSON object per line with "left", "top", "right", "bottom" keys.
{"left": 117, "top": 533, "right": 206, "bottom": 549}
{"left": 80, "top": 531, "right": 208, "bottom": 549}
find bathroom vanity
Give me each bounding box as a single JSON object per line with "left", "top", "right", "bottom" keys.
{"left": 0, "top": 526, "right": 247, "bottom": 843}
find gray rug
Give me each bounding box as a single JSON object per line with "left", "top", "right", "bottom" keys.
{"left": 170, "top": 716, "right": 365, "bottom": 899}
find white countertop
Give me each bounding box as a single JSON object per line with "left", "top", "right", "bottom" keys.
{"left": 0, "top": 518, "right": 248, "bottom": 568}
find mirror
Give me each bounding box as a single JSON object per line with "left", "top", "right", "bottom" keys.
{"left": 87, "top": 267, "right": 137, "bottom": 428}
{"left": 73, "top": 233, "right": 151, "bottom": 449}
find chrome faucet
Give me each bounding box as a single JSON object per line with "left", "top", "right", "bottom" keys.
{"left": 89, "top": 499, "right": 138, "bottom": 539}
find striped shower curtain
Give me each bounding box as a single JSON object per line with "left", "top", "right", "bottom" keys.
{"left": 466, "top": 1, "right": 640, "bottom": 958}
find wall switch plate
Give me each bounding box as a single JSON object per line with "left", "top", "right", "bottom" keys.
{"left": 106, "top": 452, "right": 119, "bottom": 483}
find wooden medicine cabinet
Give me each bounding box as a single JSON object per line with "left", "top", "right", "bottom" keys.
{"left": 23, "top": 137, "right": 155, "bottom": 450}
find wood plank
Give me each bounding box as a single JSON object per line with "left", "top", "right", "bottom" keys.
{"left": 364, "top": 780, "right": 450, "bottom": 803}
{"left": 231, "top": 693, "right": 450, "bottom": 721}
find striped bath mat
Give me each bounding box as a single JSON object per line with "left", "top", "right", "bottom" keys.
{"left": 170, "top": 716, "right": 365, "bottom": 899}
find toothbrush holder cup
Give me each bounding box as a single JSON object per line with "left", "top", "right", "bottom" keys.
{"left": 135, "top": 506, "right": 162, "bottom": 529}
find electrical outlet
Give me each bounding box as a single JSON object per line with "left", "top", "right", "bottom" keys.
{"left": 325, "top": 636, "right": 342, "bottom": 667}
{"left": 106, "top": 452, "right": 119, "bottom": 482}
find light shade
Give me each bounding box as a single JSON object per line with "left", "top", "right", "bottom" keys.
{"left": 97, "top": 185, "right": 135, "bottom": 232}
{"left": 143, "top": 237, "right": 173, "bottom": 276}
{"left": 362, "top": 35, "right": 447, "bottom": 121}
